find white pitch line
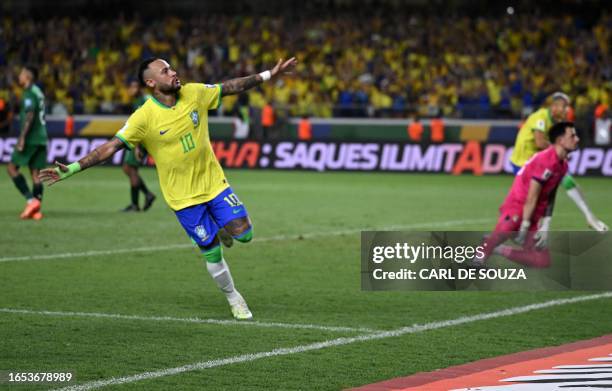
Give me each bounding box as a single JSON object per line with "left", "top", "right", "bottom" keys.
{"left": 0, "top": 218, "right": 490, "bottom": 263}
{"left": 0, "top": 244, "right": 192, "bottom": 263}
{"left": 255, "top": 218, "right": 491, "bottom": 243}
{"left": 54, "top": 292, "right": 612, "bottom": 391}
{"left": 0, "top": 308, "right": 377, "bottom": 334}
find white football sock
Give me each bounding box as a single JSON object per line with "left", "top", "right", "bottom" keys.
{"left": 206, "top": 259, "right": 242, "bottom": 305}
{"left": 566, "top": 187, "right": 594, "bottom": 219}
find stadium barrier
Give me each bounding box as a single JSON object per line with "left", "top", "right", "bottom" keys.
{"left": 0, "top": 136, "right": 610, "bottom": 176}
{"left": 9, "top": 115, "right": 523, "bottom": 143}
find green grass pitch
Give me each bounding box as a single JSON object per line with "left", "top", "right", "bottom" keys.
{"left": 1, "top": 167, "right": 611, "bottom": 390}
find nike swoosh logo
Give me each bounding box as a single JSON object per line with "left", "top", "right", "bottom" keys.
{"left": 159, "top": 129, "right": 170, "bottom": 135}
{"left": 232, "top": 208, "right": 243, "bottom": 214}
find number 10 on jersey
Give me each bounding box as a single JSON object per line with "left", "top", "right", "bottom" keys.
{"left": 180, "top": 133, "right": 196, "bottom": 153}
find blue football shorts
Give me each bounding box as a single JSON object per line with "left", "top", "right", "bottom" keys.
{"left": 174, "top": 187, "right": 249, "bottom": 247}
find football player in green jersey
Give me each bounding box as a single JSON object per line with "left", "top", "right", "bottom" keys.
{"left": 6, "top": 66, "right": 47, "bottom": 220}
{"left": 121, "top": 80, "right": 156, "bottom": 212}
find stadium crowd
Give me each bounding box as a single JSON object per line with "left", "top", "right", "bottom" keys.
{"left": 0, "top": 10, "right": 610, "bottom": 119}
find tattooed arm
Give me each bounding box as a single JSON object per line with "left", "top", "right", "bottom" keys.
{"left": 77, "top": 137, "right": 126, "bottom": 170}
{"left": 39, "top": 137, "right": 125, "bottom": 185}
{"left": 221, "top": 74, "right": 264, "bottom": 96}
{"left": 220, "top": 57, "right": 298, "bottom": 96}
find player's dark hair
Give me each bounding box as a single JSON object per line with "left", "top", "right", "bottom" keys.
{"left": 137, "top": 57, "right": 158, "bottom": 87}
{"left": 23, "top": 65, "right": 38, "bottom": 81}
{"left": 549, "top": 121, "right": 574, "bottom": 143}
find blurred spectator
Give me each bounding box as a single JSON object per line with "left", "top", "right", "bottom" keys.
{"left": 233, "top": 93, "right": 250, "bottom": 139}
{"left": 0, "top": 94, "right": 12, "bottom": 134}
{"left": 298, "top": 115, "right": 312, "bottom": 141}
{"left": 431, "top": 114, "right": 445, "bottom": 143}
{"left": 407, "top": 114, "right": 424, "bottom": 142}
{"left": 594, "top": 104, "right": 610, "bottom": 145}
{"left": 261, "top": 102, "right": 275, "bottom": 139}
{"left": 0, "top": 9, "right": 610, "bottom": 119}
{"left": 64, "top": 115, "right": 74, "bottom": 137}
{"left": 566, "top": 106, "right": 576, "bottom": 122}
{"left": 594, "top": 103, "right": 608, "bottom": 119}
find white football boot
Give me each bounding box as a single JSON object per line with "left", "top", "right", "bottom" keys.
{"left": 230, "top": 294, "right": 253, "bottom": 320}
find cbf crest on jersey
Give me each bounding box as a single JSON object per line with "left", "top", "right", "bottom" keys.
{"left": 190, "top": 110, "right": 199, "bottom": 128}
{"left": 195, "top": 225, "right": 209, "bottom": 241}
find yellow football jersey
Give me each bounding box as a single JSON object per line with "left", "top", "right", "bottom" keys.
{"left": 510, "top": 107, "right": 554, "bottom": 167}
{"left": 115, "top": 83, "right": 227, "bottom": 210}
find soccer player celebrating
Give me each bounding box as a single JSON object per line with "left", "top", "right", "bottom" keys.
{"left": 120, "top": 80, "right": 156, "bottom": 212}
{"left": 40, "top": 57, "right": 297, "bottom": 319}
{"left": 7, "top": 66, "right": 47, "bottom": 220}
{"left": 476, "top": 122, "right": 580, "bottom": 268}
{"left": 510, "top": 92, "right": 607, "bottom": 232}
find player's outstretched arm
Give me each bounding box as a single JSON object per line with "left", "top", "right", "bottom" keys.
{"left": 39, "top": 137, "right": 125, "bottom": 186}
{"left": 220, "top": 57, "right": 297, "bottom": 96}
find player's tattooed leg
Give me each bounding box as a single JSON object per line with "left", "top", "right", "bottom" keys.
{"left": 224, "top": 217, "right": 253, "bottom": 243}
{"left": 198, "top": 236, "right": 221, "bottom": 259}
{"left": 217, "top": 228, "right": 234, "bottom": 248}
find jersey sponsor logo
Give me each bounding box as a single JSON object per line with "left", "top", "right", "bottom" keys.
{"left": 24, "top": 98, "right": 32, "bottom": 108}
{"left": 159, "top": 129, "right": 170, "bottom": 135}
{"left": 542, "top": 168, "right": 552, "bottom": 180}
{"left": 195, "top": 225, "right": 209, "bottom": 241}
{"left": 190, "top": 110, "right": 199, "bottom": 127}
{"left": 204, "top": 84, "right": 216, "bottom": 88}
{"left": 232, "top": 208, "right": 243, "bottom": 215}
{"left": 536, "top": 119, "right": 545, "bottom": 130}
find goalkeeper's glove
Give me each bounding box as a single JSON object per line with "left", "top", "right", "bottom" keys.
{"left": 534, "top": 216, "right": 551, "bottom": 249}
{"left": 515, "top": 220, "right": 531, "bottom": 246}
